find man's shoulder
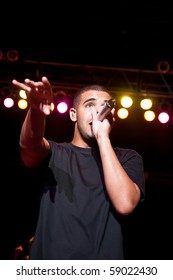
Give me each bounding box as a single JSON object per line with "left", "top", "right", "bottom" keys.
{"left": 114, "top": 146, "right": 141, "bottom": 158}
{"left": 48, "top": 141, "right": 74, "bottom": 153}
{"left": 48, "top": 141, "right": 70, "bottom": 148}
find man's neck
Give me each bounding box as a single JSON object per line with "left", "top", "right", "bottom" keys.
{"left": 71, "top": 137, "right": 97, "bottom": 149}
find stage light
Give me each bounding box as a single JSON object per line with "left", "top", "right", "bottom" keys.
{"left": 157, "top": 61, "right": 170, "bottom": 74}
{"left": 1, "top": 86, "right": 12, "bottom": 98}
{"left": 117, "top": 108, "right": 129, "bottom": 119}
{"left": 57, "top": 101, "right": 68, "bottom": 113}
{"left": 6, "top": 49, "right": 19, "bottom": 61}
{"left": 49, "top": 102, "right": 55, "bottom": 112}
{"left": 18, "top": 99, "right": 28, "bottom": 110}
{"left": 159, "top": 100, "right": 171, "bottom": 112}
{"left": 140, "top": 98, "right": 153, "bottom": 110}
{"left": 120, "top": 96, "right": 133, "bottom": 108}
{"left": 144, "top": 110, "right": 155, "bottom": 121}
{"left": 158, "top": 112, "right": 170, "bottom": 124}
{"left": 19, "top": 89, "right": 27, "bottom": 99}
{"left": 157, "top": 99, "right": 171, "bottom": 124}
{"left": 3, "top": 97, "right": 14, "bottom": 108}
{"left": 54, "top": 91, "right": 70, "bottom": 114}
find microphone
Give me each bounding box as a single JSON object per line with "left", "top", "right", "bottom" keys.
{"left": 97, "top": 98, "right": 116, "bottom": 121}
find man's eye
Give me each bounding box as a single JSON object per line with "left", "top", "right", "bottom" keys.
{"left": 86, "top": 103, "right": 94, "bottom": 108}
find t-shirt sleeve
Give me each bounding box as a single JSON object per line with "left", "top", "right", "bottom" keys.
{"left": 115, "top": 148, "right": 145, "bottom": 201}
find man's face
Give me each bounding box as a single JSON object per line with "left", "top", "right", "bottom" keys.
{"left": 75, "top": 90, "right": 112, "bottom": 140}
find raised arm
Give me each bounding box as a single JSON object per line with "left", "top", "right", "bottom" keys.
{"left": 12, "top": 77, "right": 53, "bottom": 167}
{"left": 91, "top": 106, "right": 142, "bottom": 215}
{"left": 98, "top": 137, "right": 141, "bottom": 215}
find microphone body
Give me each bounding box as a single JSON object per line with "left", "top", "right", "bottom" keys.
{"left": 97, "top": 98, "right": 116, "bottom": 121}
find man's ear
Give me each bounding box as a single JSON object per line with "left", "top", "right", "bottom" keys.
{"left": 69, "top": 108, "right": 77, "bottom": 122}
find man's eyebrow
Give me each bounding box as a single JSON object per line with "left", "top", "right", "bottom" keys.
{"left": 83, "top": 98, "right": 109, "bottom": 105}
{"left": 83, "top": 98, "right": 96, "bottom": 105}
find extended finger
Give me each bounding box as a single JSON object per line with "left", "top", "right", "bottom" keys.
{"left": 42, "top": 76, "right": 53, "bottom": 93}
{"left": 90, "top": 106, "right": 98, "bottom": 121}
{"left": 12, "top": 79, "right": 31, "bottom": 92}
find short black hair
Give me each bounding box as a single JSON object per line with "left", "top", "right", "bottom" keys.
{"left": 72, "top": 84, "right": 112, "bottom": 108}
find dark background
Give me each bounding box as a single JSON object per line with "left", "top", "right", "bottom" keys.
{"left": 1, "top": 2, "right": 173, "bottom": 259}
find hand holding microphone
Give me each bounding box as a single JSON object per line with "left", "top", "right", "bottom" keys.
{"left": 97, "top": 98, "right": 116, "bottom": 121}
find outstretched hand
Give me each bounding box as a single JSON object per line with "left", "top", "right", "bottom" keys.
{"left": 12, "top": 76, "right": 54, "bottom": 115}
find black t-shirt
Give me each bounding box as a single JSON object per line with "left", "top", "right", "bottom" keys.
{"left": 30, "top": 142, "right": 145, "bottom": 260}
